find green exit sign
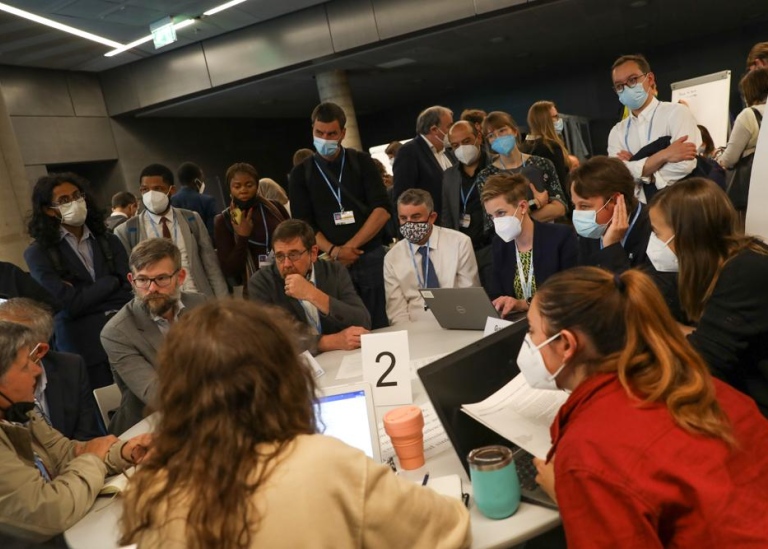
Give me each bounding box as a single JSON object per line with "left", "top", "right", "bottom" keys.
{"left": 150, "top": 16, "right": 177, "bottom": 50}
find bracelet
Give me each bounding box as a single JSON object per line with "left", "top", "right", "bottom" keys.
{"left": 328, "top": 245, "right": 336, "bottom": 258}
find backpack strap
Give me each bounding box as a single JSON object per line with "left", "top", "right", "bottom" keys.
{"left": 95, "top": 234, "right": 116, "bottom": 275}
{"left": 751, "top": 107, "right": 763, "bottom": 127}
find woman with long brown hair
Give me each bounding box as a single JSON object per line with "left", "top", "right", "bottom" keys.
{"left": 119, "top": 300, "right": 470, "bottom": 549}
{"left": 648, "top": 177, "right": 768, "bottom": 416}
{"left": 525, "top": 266, "right": 768, "bottom": 547}
{"left": 520, "top": 100, "right": 572, "bottom": 197}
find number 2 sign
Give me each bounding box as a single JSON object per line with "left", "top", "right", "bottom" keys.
{"left": 361, "top": 331, "right": 412, "bottom": 406}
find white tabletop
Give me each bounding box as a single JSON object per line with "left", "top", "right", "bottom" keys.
{"left": 65, "top": 317, "right": 559, "bottom": 549}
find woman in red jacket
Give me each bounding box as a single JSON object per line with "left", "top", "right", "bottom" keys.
{"left": 523, "top": 266, "right": 768, "bottom": 548}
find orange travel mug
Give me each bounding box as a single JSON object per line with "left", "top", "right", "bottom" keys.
{"left": 383, "top": 405, "right": 425, "bottom": 470}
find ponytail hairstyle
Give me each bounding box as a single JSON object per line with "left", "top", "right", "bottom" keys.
{"left": 649, "top": 178, "right": 767, "bottom": 321}
{"left": 526, "top": 101, "right": 571, "bottom": 167}
{"left": 535, "top": 266, "right": 733, "bottom": 445}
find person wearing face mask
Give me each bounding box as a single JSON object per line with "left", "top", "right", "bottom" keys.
{"left": 289, "top": 102, "right": 391, "bottom": 329}
{"left": 384, "top": 189, "right": 479, "bottom": 325}
{"left": 607, "top": 54, "right": 700, "bottom": 204}
{"left": 475, "top": 111, "right": 568, "bottom": 224}
{"left": 392, "top": 105, "right": 456, "bottom": 224}
{"left": 519, "top": 101, "right": 573, "bottom": 201}
{"left": 115, "top": 163, "right": 228, "bottom": 300}
{"left": 648, "top": 178, "right": 768, "bottom": 417}
{"left": 481, "top": 173, "right": 577, "bottom": 318}
{"left": 24, "top": 173, "right": 133, "bottom": 390}
{"left": 519, "top": 266, "right": 768, "bottom": 548}
{"left": 171, "top": 162, "right": 218, "bottom": 240}
{"left": 214, "top": 163, "right": 289, "bottom": 298}
{"left": 442, "top": 121, "right": 493, "bottom": 290}
{"left": 0, "top": 321, "right": 152, "bottom": 543}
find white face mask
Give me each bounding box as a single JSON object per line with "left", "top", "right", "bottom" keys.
{"left": 492, "top": 207, "right": 522, "bottom": 243}
{"left": 646, "top": 233, "right": 678, "bottom": 272}
{"left": 516, "top": 332, "right": 567, "bottom": 391}
{"left": 55, "top": 197, "right": 87, "bottom": 227}
{"left": 454, "top": 144, "right": 480, "bottom": 165}
{"left": 142, "top": 190, "right": 170, "bottom": 215}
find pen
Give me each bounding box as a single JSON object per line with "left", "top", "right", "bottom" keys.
{"left": 421, "top": 473, "right": 430, "bottom": 486}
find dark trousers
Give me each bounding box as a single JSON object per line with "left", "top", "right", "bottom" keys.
{"left": 87, "top": 359, "right": 114, "bottom": 391}
{"left": 348, "top": 246, "right": 389, "bottom": 329}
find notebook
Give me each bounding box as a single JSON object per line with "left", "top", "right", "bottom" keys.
{"left": 419, "top": 287, "right": 500, "bottom": 330}
{"left": 417, "top": 321, "right": 557, "bottom": 509}
{"left": 316, "top": 382, "right": 382, "bottom": 462}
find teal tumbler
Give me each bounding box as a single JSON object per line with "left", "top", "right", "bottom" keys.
{"left": 468, "top": 445, "right": 521, "bottom": 519}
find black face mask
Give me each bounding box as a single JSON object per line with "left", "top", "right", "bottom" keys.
{"left": 0, "top": 389, "right": 35, "bottom": 423}
{"left": 232, "top": 196, "right": 258, "bottom": 211}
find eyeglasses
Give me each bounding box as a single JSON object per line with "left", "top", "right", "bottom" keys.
{"left": 52, "top": 191, "right": 84, "bottom": 207}
{"left": 613, "top": 73, "right": 648, "bottom": 93}
{"left": 274, "top": 250, "right": 308, "bottom": 264}
{"left": 132, "top": 269, "right": 180, "bottom": 289}
{"left": 28, "top": 343, "right": 43, "bottom": 365}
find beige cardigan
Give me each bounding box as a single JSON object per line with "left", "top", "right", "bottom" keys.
{"left": 129, "top": 434, "right": 471, "bottom": 548}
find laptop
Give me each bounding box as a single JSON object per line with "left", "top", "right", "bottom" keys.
{"left": 417, "top": 321, "right": 557, "bottom": 509}
{"left": 419, "top": 287, "right": 500, "bottom": 330}
{"left": 316, "top": 382, "right": 382, "bottom": 462}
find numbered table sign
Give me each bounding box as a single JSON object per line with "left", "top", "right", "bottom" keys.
{"left": 361, "top": 330, "right": 412, "bottom": 406}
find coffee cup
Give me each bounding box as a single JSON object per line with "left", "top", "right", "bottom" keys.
{"left": 383, "top": 405, "right": 425, "bottom": 470}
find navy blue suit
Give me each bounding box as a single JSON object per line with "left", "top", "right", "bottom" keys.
{"left": 171, "top": 186, "right": 217, "bottom": 239}
{"left": 24, "top": 233, "right": 133, "bottom": 389}
{"left": 0, "top": 261, "right": 60, "bottom": 311}
{"left": 393, "top": 136, "right": 455, "bottom": 223}
{"left": 42, "top": 350, "right": 102, "bottom": 441}
{"left": 490, "top": 220, "right": 578, "bottom": 299}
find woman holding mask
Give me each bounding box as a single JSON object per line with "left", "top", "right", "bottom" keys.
{"left": 481, "top": 173, "right": 577, "bottom": 317}
{"left": 119, "top": 300, "right": 471, "bottom": 549}
{"left": 524, "top": 266, "right": 768, "bottom": 548}
{"left": 519, "top": 101, "right": 572, "bottom": 198}
{"left": 214, "top": 163, "right": 289, "bottom": 296}
{"left": 475, "top": 111, "right": 568, "bottom": 223}
{"left": 648, "top": 178, "right": 768, "bottom": 416}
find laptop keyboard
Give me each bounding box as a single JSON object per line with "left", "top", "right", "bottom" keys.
{"left": 515, "top": 452, "right": 540, "bottom": 492}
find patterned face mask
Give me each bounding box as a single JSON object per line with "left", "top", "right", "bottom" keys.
{"left": 399, "top": 221, "right": 431, "bottom": 244}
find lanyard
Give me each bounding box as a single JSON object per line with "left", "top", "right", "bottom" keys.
{"left": 407, "top": 241, "right": 430, "bottom": 289}
{"left": 314, "top": 149, "right": 346, "bottom": 212}
{"left": 459, "top": 181, "right": 477, "bottom": 215}
{"left": 624, "top": 103, "right": 659, "bottom": 154}
{"left": 148, "top": 214, "right": 178, "bottom": 241}
{"left": 514, "top": 244, "right": 534, "bottom": 300}
{"left": 247, "top": 204, "right": 270, "bottom": 248}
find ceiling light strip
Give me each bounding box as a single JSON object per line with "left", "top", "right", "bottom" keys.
{"left": 204, "top": 0, "right": 249, "bottom": 17}
{"left": 0, "top": 2, "right": 123, "bottom": 48}
{"left": 104, "top": 19, "right": 195, "bottom": 57}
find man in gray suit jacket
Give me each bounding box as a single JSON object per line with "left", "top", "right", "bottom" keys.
{"left": 115, "top": 163, "right": 228, "bottom": 299}
{"left": 101, "top": 239, "right": 206, "bottom": 434}
{"left": 248, "top": 219, "right": 371, "bottom": 353}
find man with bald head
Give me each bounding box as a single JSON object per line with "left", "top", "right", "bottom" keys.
{"left": 441, "top": 120, "right": 493, "bottom": 289}
{"left": 392, "top": 105, "right": 455, "bottom": 222}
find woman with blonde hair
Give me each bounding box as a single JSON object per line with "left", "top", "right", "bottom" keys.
{"left": 526, "top": 266, "right": 768, "bottom": 547}
{"left": 520, "top": 100, "right": 572, "bottom": 196}
{"left": 648, "top": 177, "right": 768, "bottom": 416}
{"left": 120, "top": 300, "right": 470, "bottom": 549}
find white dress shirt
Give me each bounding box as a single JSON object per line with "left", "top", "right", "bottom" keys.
{"left": 608, "top": 97, "right": 700, "bottom": 203}
{"left": 143, "top": 208, "right": 198, "bottom": 293}
{"left": 151, "top": 299, "right": 186, "bottom": 336}
{"left": 298, "top": 265, "right": 321, "bottom": 334}
{"left": 420, "top": 135, "right": 453, "bottom": 171}
{"left": 384, "top": 225, "right": 480, "bottom": 325}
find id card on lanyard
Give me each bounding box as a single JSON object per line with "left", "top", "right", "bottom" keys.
{"left": 514, "top": 244, "right": 534, "bottom": 302}
{"left": 314, "top": 151, "right": 356, "bottom": 226}
{"left": 459, "top": 181, "right": 477, "bottom": 229}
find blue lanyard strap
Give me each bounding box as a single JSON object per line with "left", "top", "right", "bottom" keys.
{"left": 624, "top": 102, "right": 659, "bottom": 154}
{"left": 407, "top": 241, "right": 429, "bottom": 289}
{"left": 313, "top": 149, "right": 346, "bottom": 212}
{"left": 599, "top": 203, "right": 643, "bottom": 249}
{"left": 148, "top": 214, "right": 178, "bottom": 240}
{"left": 459, "top": 181, "right": 478, "bottom": 214}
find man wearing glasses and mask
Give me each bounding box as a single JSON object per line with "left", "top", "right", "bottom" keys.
{"left": 101, "top": 239, "right": 206, "bottom": 434}
{"left": 248, "top": 220, "right": 371, "bottom": 353}
{"left": 607, "top": 54, "right": 700, "bottom": 204}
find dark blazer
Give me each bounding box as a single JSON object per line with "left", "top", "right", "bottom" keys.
{"left": 0, "top": 261, "right": 60, "bottom": 311}
{"left": 248, "top": 260, "right": 371, "bottom": 336}
{"left": 171, "top": 186, "right": 218, "bottom": 239}
{"left": 393, "top": 136, "right": 454, "bottom": 223}
{"left": 490, "top": 220, "right": 578, "bottom": 300}
{"left": 105, "top": 214, "right": 129, "bottom": 232}
{"left": 24, "top": 233, "right": 133, "bottom": 370}
{"left": 101, "top": 291, "right": 207, "bottom": 435}
{"left": 42, "top": 350, "right": 102, "bottom": 441}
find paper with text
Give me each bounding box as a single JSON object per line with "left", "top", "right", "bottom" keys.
{"left": 461, "top": 374, "right": 568, "bottom": 458}
{"left": 378, "top": 401, "right": 452, "bottom": 462}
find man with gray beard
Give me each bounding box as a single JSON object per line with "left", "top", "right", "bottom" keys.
{"left": 101, "top": 238, "right": 206, "bottom": 434}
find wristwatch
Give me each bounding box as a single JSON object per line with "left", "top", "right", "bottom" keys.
{"left": 528, "top": 199, "right": 539, "bottom": 212}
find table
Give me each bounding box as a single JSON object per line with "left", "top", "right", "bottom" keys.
{"left": 65, "top": 316, "right": 559, "bottom": 549}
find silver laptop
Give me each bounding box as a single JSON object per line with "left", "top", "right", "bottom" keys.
{"left": 316, "top": 382, "right": 382, "bottom": 462}
{"left": 419, "top": 287, "right": 500, "bottom": 330}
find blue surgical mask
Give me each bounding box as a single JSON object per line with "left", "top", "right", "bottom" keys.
{"left": 491, "top": 134, "right": 516, "bottom": 156}
{"left": 313, "top": 137, "right": 340, "bottom": 157}
{"left": 572, "top": 199, "right": 612, "bottom": 239}
{"left": 553, "top": 118, "right": 564, "bottom": 133}
{"left": 618, "top": 83, "right": 648, "bottom": 111}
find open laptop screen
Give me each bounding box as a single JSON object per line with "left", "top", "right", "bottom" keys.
{"left": 317, "top": 388, "right": 377, "bottom": 460}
